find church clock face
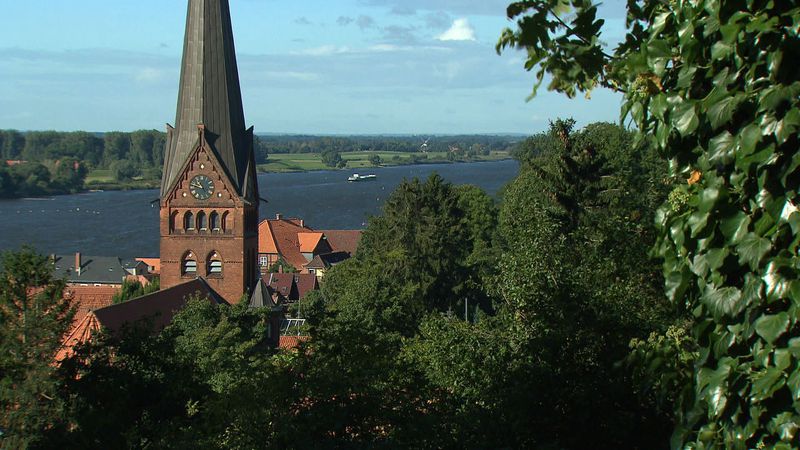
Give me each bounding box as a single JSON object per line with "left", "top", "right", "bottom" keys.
{"left": 189, "top": 175, "right": 215, "bottom": 200}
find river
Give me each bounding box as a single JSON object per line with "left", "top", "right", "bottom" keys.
{"left": 0, "top": 160, "right": 519, "bottom": 258}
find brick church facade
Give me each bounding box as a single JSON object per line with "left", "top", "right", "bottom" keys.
{"left": 158, "top": 0, "right": 260, "bottom": 304}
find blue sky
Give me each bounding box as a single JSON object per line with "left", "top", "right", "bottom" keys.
{"left": 0, "top": 0, "right": 628, "bottom": 135}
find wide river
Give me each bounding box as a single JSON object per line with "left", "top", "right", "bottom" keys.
{"left": 0, "top": 160, "right": 519, "bottom": 258}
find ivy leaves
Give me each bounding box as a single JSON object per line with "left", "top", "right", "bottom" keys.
{"left": 499, "top": 0, "right": 800, "bottom": 448}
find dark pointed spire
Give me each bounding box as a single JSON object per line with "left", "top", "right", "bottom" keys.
{"left": 161, "top": 0, "right": 257, "bottom": 201}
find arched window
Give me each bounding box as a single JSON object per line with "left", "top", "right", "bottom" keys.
{"left": 184, "top": 211, "right": 195, "bottom": 230}
{"left": 197, "top": 211, "right": 208, "bottom": 230}
{"left": 207, "top": 251, "right": 223, "bottom": 276}
{"left": 170, "top": 211, "right": 179, "bottom": 233}
{"left": 210, "top": 211, "right": 220, "bottom": 231}
{"left": 221, "top": 212, "right": 230, "bottom": 232}
{"left": 182, "top": 251, "right": 197, "bottom": 276}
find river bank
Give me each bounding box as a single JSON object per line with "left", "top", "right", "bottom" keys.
{"left": 81, "top": 151, "right": 512, "bottom": 192}
{"left": 0, "top": 160, "right": 520, "bottom": 257}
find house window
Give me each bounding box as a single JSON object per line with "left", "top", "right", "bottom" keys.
{"left": 182, "top": 252, "right": 197, "bottom": 276}
{"left": 198, "top": 211, "right": 208, "bottom": 230}
{"left": 259, "top": 255, "right": 269, "bottom": 267}
{"left": 184, "top": 212, "right": 195, "bottom": 230}
{"left": 208, "top": 252, "right": 223, "bottom": 276}
{"left": 210, "top": 211, "right": 220, "bottom": 231}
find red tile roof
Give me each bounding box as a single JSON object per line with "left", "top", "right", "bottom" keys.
{"left": 64, "top": 285, "right": 119, "bottom": 326}
{"left": 266, "top": 273, "right": 296, "bottom": 299}
{"left": 56, "top": 313, "right": 102, "bottom": 362}
{"left": 259, "top": 220, "right": 363, "bottom": 272}
{"left": 298, "top": 232, "right": 324, "bottom": 253}
{"left": 278, "top": 335, "right": 309, "bottom": 351}
{"left": 258, "top": 218, "right": 314, "bottom": 270}
{"left": 294, "top": 274, "right": 319, "bottom": 300}
{"left": 265, "top": 273, "right": 318, "bottom": 302}
{"left": 258, "top": 220, "right": 280, "bottom": 254}
{"left": 135, "top": 258, "right": 161, "bottom": 274}
{"left": 320, "top": 230, "right": 362, "bottom": 256}
{"left": 93, "top": 278, "right": 225, "bottom": 334}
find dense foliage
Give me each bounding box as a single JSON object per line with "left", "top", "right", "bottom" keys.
{"left": 56, "top": 297, "right": 290, "bottom": 449}
{"left": 111, "top": 277, "right": 160, "bottom": 305}
{"left": 0, "top": 248, "right": 73, "bottom": 448}
{"left": 1, "top": 120, "right": 678, "bottom": 448}
{"left": 0, "top": 159, "right": 87, "bottom": 198}
{"left": 289, "top": 120, "right": 676, "bottom": 448}
{"left": 499, "top": 0, "right": 800, "bottom": 448}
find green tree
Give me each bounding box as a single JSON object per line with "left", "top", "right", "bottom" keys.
{"left": 0, "top": 248, "right": 73, "bottom": 448}
{"left": 320, "top": 149, "right": 343, "bottom": 168}
{"left": 52, "top": 158, "right": 88, "bottom": 193}
{"left": 112, "top": 278, "right": 160, "bottom": 304}
{"left": 267, "top": 257, "right": 298, "bottom": 274}
{"left": 111, "top": 160, "right": 140, "bottom": 182}
{"left": 499, "top": 1, "right": 800, "bottom": 447}
{"left": 102, "top": 132, "right": 130, "bottom": 168}
{"left": 0, "top": 130, "right": 25, "bottom": 160}
{"left": 58, "top": 297, "right": 294, "bottom": 448}
{"left": 369, "top": 154, "right": 382, "bottom": 166}
{"left": 129, "top": 130, "right": 156, "bottom": 167}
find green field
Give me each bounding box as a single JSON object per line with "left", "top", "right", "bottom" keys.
{"left": 84, "top": 151, "right": 511, "bottom": 190}
{"left": 257, "top": 151, "right": 510, "bottom": 173}
{"left": 85, "top": 169, "right": 114, "bottom": 183}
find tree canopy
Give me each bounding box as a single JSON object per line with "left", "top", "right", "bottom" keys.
{"left": 499, "top": 1, "right": 800, "bottom": 447}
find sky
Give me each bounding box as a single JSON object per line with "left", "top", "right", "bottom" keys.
{"left": 0, "top": 0, "right": 629, "bottom": 135}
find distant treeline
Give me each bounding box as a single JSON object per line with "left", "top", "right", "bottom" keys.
{"left": 257, "top": 134, "right": 519, "bottom": 155}
{"left": 0, "top": 130, "right": 167, "bottom": 170}
{"left": 0, "top": 129, "right": 519, "bottom": 167}
{"left": 0, "top": 130, "right": 520, "bottom": 197}
{"left": 0, "top": 159, "right": 86, "bottom": 198}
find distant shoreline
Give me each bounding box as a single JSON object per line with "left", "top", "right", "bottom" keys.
{"left": 1, "top": 157, "right": 516, "bottom": 200}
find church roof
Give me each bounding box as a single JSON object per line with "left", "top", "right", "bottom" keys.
{"left": 92, "top": 278, "right": 226, "bottom": 334}
{"left": 161, "top": 0, "right": 257, "bottom": 202}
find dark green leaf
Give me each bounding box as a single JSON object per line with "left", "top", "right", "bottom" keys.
{"left": 703, "top": 285, "right": 745, "bottom": 319}
{"left": 740, "top": 124, "right": 761, "bottom": 155}
{"left": 720, "top": 212, "right": 750, "bottom": 245}
{"left": 738, "top": 233, "right": 772, "bottom": 269}
{"left": 673, "top": 101, "right": 699, "bottom": 136}
{"left": 707, "top": 96, "right": 740, "bottom": 129}
{"left": 709, "top": 131, "right": 735, "bottom": 164}
{"left": 754, "top": 313, "right": 790, "bottom": 344}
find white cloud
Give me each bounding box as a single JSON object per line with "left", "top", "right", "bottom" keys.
{"left": 264, "top": 71, "right": 320, "bottom": 82}
{"left": 135, "top": 67, "right": 162, "bottom": 83}
{"left": 437, "top": 19, "right": 476, "bottom": 41}
{"left": 294, "top": 45, "right": 351, "bottom": 56}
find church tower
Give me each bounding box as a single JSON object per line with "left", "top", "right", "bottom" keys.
{"left": 159, "top": 0, "right": 259, "bottom": 304}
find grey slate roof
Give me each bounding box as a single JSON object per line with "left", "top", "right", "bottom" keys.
{"left": 161, "top": 0, "right": 258, "bottom": 202}
{"left": 248, "top": 279, "right": 277, "bottom": 309}
{"left": 52, "top": 255, "right": 129, "bottom": 285}
{"left": 306, "top": 251, "right": 351, "bottom": 270}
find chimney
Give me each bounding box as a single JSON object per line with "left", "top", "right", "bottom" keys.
{"left": 300, "top": 219, "right": 304, "bottom": 228}
{"left": 75, "top": 252, "right": 82, "bottom": 276}
{"left": 276, "top": 213, "right": 282, "bottom": 220}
